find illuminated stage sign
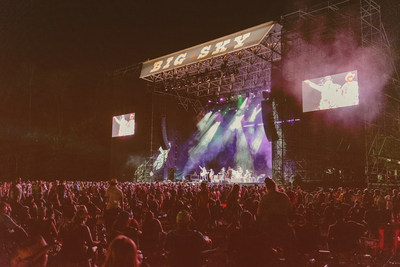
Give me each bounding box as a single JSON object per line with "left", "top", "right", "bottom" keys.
{"left": 140, "top": 21, "right": 276, "bottom": 78}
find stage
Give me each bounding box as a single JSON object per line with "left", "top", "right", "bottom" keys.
{"left": 122, "top": 0, "right": 400, "bottom": 186}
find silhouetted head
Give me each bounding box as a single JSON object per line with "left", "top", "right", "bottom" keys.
{"left": 104, "top": 235, "right": 138, "bottom": 267}
{"left": 264, "top": 177, "right": 277, "bottom": 192}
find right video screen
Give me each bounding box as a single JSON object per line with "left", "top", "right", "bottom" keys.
{"left": 302, "top": 70, "right": 359, "bottom": 112}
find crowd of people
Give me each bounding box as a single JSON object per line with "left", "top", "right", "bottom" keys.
{"left": 0, "top": 176, "right": 399, "bottom": 266}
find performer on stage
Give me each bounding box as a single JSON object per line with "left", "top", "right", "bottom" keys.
{"left": 237, "top": 167, "right": 243, "bottom": 181}
{"left": 208, "top": 169, "right": 214, "bottom": 182}
{"left": 219, "top": 167, "right": 226, "bottom": 181}
{"left": 227, "top": 166, "right": 233, "bottom": 181}
{"left": 244, "top": 169, "right": 251, "bottom": 182}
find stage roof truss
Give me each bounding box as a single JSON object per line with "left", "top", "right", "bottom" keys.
{"left": 140, "top": 23, "right": 281, "bottom": 111}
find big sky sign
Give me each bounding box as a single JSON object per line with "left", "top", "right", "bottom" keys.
{"left": 140, "top": 21, "right": 277, "bottom": 78}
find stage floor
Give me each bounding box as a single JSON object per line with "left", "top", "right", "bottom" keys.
{"left": 188, "top": 179, "right": 264, "bottom": 186}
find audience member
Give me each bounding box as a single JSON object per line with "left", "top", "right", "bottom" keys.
{"left": 165, "top": 210, "right": 210, "bottom": 267}
{"left": 1, "top": 177, "right": 399, "bottom": 266}
{"left": 228, "top": 211, "right": 272, "bottom": 266}
{"left": 257, "top": 177, "right": 295, "bottom": 265}
{"left": 103, "top": 235, "right": 139, "bottom": 267}
{"left": 104, "top": 179, "right": 124, "bottom": 232}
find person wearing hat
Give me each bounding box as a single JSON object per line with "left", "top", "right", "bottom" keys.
{"left": 104, "top": 178, "right": 124, "bottom": 232}
{"left": 127, "top": 113, "right": 135, "bottom": 135}
{"left": 165, "top": 210, "right": 211, "bottom": 267}
{"left": 340, "top": 72, "right": 359, "bottom": 107}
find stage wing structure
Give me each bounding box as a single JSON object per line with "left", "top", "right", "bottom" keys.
{"left": 140, "top": 21, "right": 281, "bottom": 113}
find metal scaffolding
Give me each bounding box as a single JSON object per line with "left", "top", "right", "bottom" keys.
{"left": 134, "top": 156, "right": 153, "bottom": 182}
{"left": 276, "top": 0, "right": 399, "bottom": 184}
{"left": 140, "top": 24, "right": 281, "bottom": 113}
{"left": 278, "top": 0, "right": 361, "bottom": 182}
{"left": 360, "top": 0, "right": 400, "bottom": 185}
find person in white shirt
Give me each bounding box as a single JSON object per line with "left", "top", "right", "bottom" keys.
{"left": 304, "top": 76, "right": 341, "bottom": 110}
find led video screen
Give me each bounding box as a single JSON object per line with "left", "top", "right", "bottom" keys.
{"left": 112, "top": 113, "right": 135, "bottom": 137}
{"left": 302, "top": 70, "right": 359, "bottom": 112}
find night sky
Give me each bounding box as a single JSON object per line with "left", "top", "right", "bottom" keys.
{"left": 0, "top": 0, "right": 398, "bottom": 180}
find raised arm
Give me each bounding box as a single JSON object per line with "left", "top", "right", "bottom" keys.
{"left": 114, "top": 116, "right": 122, "bottom": 125}
{"left": 304, "top": 80, "right": 322, "bottom": 92}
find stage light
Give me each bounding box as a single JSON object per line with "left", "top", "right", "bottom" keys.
{"left": 229, "top": 101, "right": 246, "bottom": 130}
{"left": 237, "top": 96, "right": 243, "bottom": 108}
{"left": 188, "top": 120, "right": 221, "bottom": 160}
{"left": 182, "top": 92, "right": 272, "bottom": 178}
{"left": 230, "top": 115, "right": 244, "bottom": 130}
{"left": 208, "top": 100, "right": 212, "bottom": 103}
{"left": 234, "top": 124, "right": 253, "bottom": 174}
{"left": 238, "top": 97, "right": 248, "bottom": 112}
{"left": 243, "top": 124, "right": 255, "bottom": 128}
{"left": 249, "top": 107, "right": 261, "bottom": 122}
{"left": 197, "top": 111, "right": 214, "bottom": 132}
{"left": 251, "top": 125, "right": 266, "bottom": 153}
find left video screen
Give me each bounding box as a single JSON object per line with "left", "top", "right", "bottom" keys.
{"left": 112, "top": 113, "right": 135, "bottom": 137}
